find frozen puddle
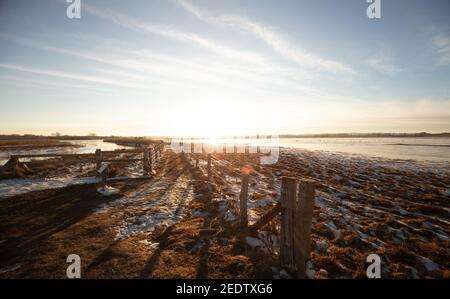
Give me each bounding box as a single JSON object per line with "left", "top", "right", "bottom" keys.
{"left": 93, "top": 174, "right": 194, "bottom": 240}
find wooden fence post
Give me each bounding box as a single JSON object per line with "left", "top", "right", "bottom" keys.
{"left": 160, "top": 141, "right": 164, "bottom": 157}
{"left": 98, "top": 162, "right": 110, "bottom": 191}
{"left": 239, "top": 174, "right": 249, "bottom": 228}
{"left": 280, "top": 177, "right": 297, "bottom": 269}
{"left": 149, "top": 148, "right": 154, "bottom": 173}
{"left": 154, "top": 145, "right": 158, "bottom": 161}
{"left": 143, "top": 150, "right": 149, "bottom": 175}
{"left": 95, "top": 149, "right": 102, "bottom": 171}
{"left": 11, "top": 156, "right": 18, "bottom": 177}
{"left": 158, "top": 144, "right": 161, "bottom": 160}
{"left": 207, "top": 154, "right": 212, "bottom": 183}
{"left": 102, "top": 167, "right": 108, "bottom": 190}
{"left": 294, "top": 179, "right": 316, "bottom": 278}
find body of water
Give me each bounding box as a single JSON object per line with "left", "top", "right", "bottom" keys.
{"left": 177, "top": 137, "right": 450, "bottom": 162}
{"left": 0, "top": 139, "right": 131, "bottom": 165}
{"left": 278, "top": 137, "right": 450, "bottom": 162}
{"left": 2, "top": 137, "right": 450, "bottom": 166}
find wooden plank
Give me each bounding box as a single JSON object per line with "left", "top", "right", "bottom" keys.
{"left": 0, "top": 158, "right": 13, "bottom": 175}
{"left": 101, "top": 158, "right": 143, "bottom": 162}
{"left": 10, "top": 149, "right": 144, "bottom": 159}
{"left": 239, "top": 174, "right": 249, "bottom": 228}
{"left": 11, "top": 153, "right": 95, "bottom": 158}
{"left": 97, "top": 162, "right": 111, "bottom": 174}
{"left": 249, "top": 202, "right": 281, "bottom": 231}
{"left": 101, "top": 149, "right": 146, "bottom": 154}
{"left": 280, "top": 177, "right": 297, "bottom": 269}
{"left": 294, "top": 179, "right": 316, "bottom": 278}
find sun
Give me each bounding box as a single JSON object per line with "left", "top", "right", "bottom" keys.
{"left": 166, "top": 100, "right": 264, "bottom": 138}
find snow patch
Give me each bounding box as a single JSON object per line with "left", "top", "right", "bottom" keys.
{"left": 306, "top": 261, "right": 315, "bottom": 279}
{"left": 417, "top": 256, "right": 439, "bottom": 271}
{"left": 245, "top": 236, "right": 264, "bottom": 248}
{"left": 97, "top": 186, "right": 120, "bottom": 196}
{"left": 0, "top": 263, "right": 23, "bottom": 274}
{"left": 0, "top": 176, "right": 100, "bottom": 199}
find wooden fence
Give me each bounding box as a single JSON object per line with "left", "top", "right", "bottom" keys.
{"left": 244, "top": 176, "right": 316, "bottom": 278}
{"left": 184, "top": 150, "right": 316, "bottom": 278}
{"left": 2, "top": 141, "right": 165, "bottom": 178}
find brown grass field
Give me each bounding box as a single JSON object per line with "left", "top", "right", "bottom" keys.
{"left": 0, "top": 139, "right": 77, "bottom": 150}
{"left": 0, "top": 145, "right": 448, "bottom": 279}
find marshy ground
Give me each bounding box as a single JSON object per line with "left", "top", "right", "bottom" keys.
{"left": 0, "top": 147, "right": 449, "bottom": 278}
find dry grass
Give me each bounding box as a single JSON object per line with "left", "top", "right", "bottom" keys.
{"left": 0, "top": 139, "right": 73, "bottom": 147}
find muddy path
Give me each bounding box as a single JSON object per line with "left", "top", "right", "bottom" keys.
{"left": 0, "top": 150, "right": 274, "bottom": 278}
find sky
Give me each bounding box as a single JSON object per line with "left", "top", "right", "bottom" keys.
{"left": 0, "top": 0, "right": 449, "bottom": 137}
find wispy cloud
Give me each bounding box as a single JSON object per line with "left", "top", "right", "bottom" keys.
{"left": 365, "top": 55, "right": 403, "bottom": 75}
{"left": 176, "top": 0, "right": 354, "bottom": 74}
{"left": 0, "top": 63, "right": 138, "bottom": 87}
{"left": 2, "top": 34, "right": 318, "bottom": 95}
{"left": 83, "top": 3, "right": 265, "bottom": 65}
{"left": 433, "top": 33, "right": 450, "bottom": 66}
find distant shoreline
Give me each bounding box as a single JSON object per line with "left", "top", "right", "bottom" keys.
{"left": 0, "top": 132, "right": 449, "bottom": 140}
{"left": 278, "top": 132, "right": 450, "bottom": 138}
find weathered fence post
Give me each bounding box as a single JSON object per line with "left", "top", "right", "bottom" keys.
{"left": 101, "top": 167, "right": 108, "bottom": 190}
{"left": 11, "top": 156, "right": 18, "bottom": 177}
{"left": 245, "top": 137, "right": 249, "bottom": 155}
{"left": 207, "top": 154, "right": 212, "bottom": 183}
{"left": 154, "top": 144, "right": 158, "bottom": 161}
{"left": 294, "top": 179, "right": 316, "bottom": 278}
{"left": 280, "top": 177, "right": 297, "bottom": 270}
{"left": 149, "top": 148, "right": 154, "bottom": 173}
{"left": 143, "top": 150, "right": 149, "bottom": 175}
{"left": 97, "top": 162, "right": 110, "bottom": 191}
{"left": 158, "top": 144, "right": 161, "bottom": 160}
{"left": 95, "top": 149, "right": 102, "bottom": 171}
{"left": 239, "top": 174, "right": 249, "bottom": 228}
{"left": 160, "top": 141, "right": 164, "bottom": 157}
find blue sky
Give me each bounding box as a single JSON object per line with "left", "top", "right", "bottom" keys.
{"left": 0, "top": 0, "right": 449, "bottom": 136}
